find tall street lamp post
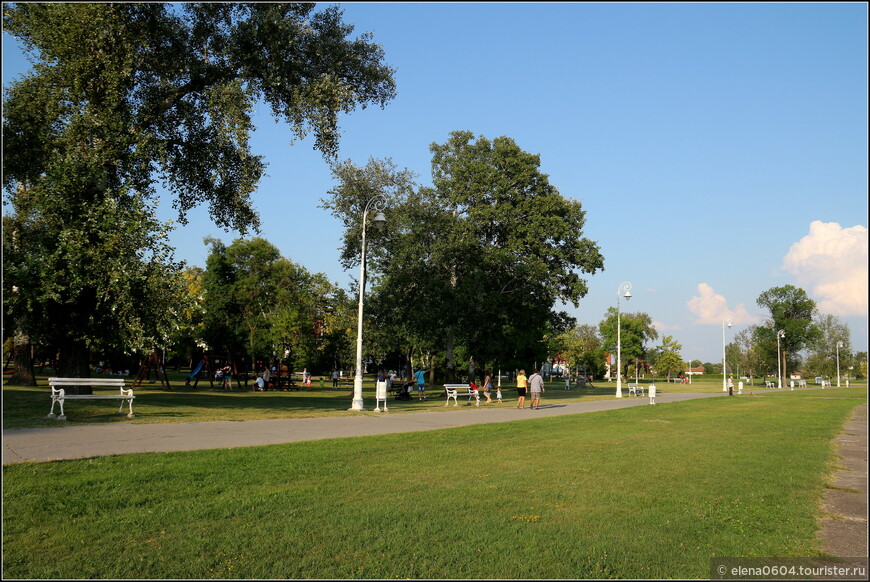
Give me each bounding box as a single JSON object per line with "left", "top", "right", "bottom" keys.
{"left": 350, "top": 195, "right": 387, "bottom": 411}
{"left": 776, "top": 329, "right": 785, "bottom": 389}
{"left": 722, "top": 315, "right": 732, "bottom": 391}
{"left": 836, "top": 341, "right": 844, "bottom": 387}
{"left": 615, "top": 281, "right": 632, "bottom": 399}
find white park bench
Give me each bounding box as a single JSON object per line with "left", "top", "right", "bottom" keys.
{"left": 798, "top": 379, "right": 807, "bottom": 388}
{"left": 627, "top": 383, "right": 645, "bottom": 396}
{"left": 765, "top": 381, "right": 776, "bottom": 389}
{"left": 443, "top": 384, "right": 480, "bottom": 407}
{"left": 48, "top": 377, "right": 135, "bottom": 420}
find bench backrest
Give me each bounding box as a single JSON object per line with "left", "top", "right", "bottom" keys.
{"left": 49, "top": 377, "right": 126, "bottom": 387}
{"left": 444, "top": 384, "right": 472, "bottom": 390}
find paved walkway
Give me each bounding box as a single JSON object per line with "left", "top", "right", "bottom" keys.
{"left": 3, "top": 391, "right": 718, "bottom": 464}
{"left": 818, "top": 402, "right": 868, "bottom": 563}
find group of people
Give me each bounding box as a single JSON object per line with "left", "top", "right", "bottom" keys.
{"left": 215, "top": 365, "right": 234, "bottom": 390}
{"left": 408, "top": 368, "right": 546, "bottom": 408}
{"left": 253, "top": 364, "right": 550, "bottom": 407}
{"left": 254, "top": 366, "right": 314, "bottom": 390}
{"left": 513, "top": 369, "right": 545, "bottom": 409}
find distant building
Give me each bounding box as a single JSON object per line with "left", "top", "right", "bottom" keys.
{"left": 685, "top": 365, "right": 705, "bottom": 376}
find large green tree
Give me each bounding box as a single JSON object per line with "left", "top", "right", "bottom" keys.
{"left": 3, "top": 187, "right": 186, "bottom": 379}
{"left": 322, "top": 132, "right": 605, "bottom": 381}
{"left": 754, "top": 285, "right": 821, "bottom": 381}
{"left": 3, "top": 3, "right": 396, "bottom": 376}
{"left": 423, "top": 131, "right": 603, "bottom": 377}
{"left": 598, "top": 308, "right": 658, "bottom": 380}
{"left": 734, "top": 327, "right": 765, "bottom": 383}
{"left": 653, "top": 335, "right": 684, "bottom": 379}
{"left": 803, "top": 313, "right": 853, "bottom": 380}
{"left": 201, "top": 237, "right": 338, "bottom": 374}
{"left": 554, "top": 323, "right": 606, "bottom": 380}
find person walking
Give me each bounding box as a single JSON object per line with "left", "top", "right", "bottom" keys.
{"left": 529, "top": 369, "right": 545, "bottom": 409}
{"left": 332, "top": 369, "right": 339, "bottom": 389}
{"left": 516, "top": 369, "right": 528, "bottom": 409}
{"left": 482, "top": 372, "right": 493, "bottom": 404}
{"left": 727, "top": 374, "right": 734, "bottom": 396}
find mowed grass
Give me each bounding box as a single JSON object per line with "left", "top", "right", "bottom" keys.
{"left": 2, "top": 388, "right": 864, "bottom": 579}
{"left": 3, "top": 371, "right": 675, "bottom": 429}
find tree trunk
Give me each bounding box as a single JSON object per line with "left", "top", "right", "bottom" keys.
{"left": 783, "top": 349, "right": 788, "bottom": 386}
{"left": 57, "top": 339, "right": 92, "bottom": 394}
{"left": 9, "top": 331, "right": 36, "bottom": 386}
{"left": 445, "top": 336, "right": 456, "bottom": 382}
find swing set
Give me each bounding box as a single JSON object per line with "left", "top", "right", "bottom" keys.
{"left": 132, "top": 351, "right": 171, "bottom": 390}
{"left": 185, "top": 353, "right": 244, "bottom": 390}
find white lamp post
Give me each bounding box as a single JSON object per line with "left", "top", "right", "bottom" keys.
{"left": 776, "top": 329, "right": 785, "bottom": 389}
{"left": 615, "top": 281, "right": 632, "bottom": 398}
{"left": 836, "top": 341, "right": 843, "bottom": 387}
{"left": 722, "top": 315, "right": 732, "bottom": 391}
{"left": 350, "top": 195, "right": 387, "bottom": 411}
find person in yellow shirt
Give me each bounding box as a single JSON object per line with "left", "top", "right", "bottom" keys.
{"left": 516, "top": 369, "right": 528, "bottom": 409}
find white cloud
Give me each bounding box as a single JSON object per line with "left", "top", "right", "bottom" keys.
{"left": 653, "top": 320, "right": 681, "bottom": 332}
{"left": 782, "top": 221, "right": 868, "bottom": 316}
{"left": 687, "top": 283, "right": 759, "bottom": 325}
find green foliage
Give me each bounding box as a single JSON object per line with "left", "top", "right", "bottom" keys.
{"left": 554, "top": 323, "right": 606, "bottom": 379}
{"left": 2, "top": 2, "right": 396, "bottom": 374}
{"left": 801, "top": 313, "right": 853, "bottom": 378}
{"left": 755, "top": 285, "right": 821, "bottom": 376}
{"left": 322, "top": 132, "right": 605, "bottom": 377}
{"left": 3, "top": 186, "right": 187, "bottom": 375}
{"left": 598, "top": 307, "right": 658, "bottom": 376}
{"left": 200, "top": 237, "right": 340, "bottom": 371}
{"left": 654, "top": 335, "right": 684, "bottom": 378}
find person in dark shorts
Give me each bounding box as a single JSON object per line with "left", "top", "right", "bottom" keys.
{"left": 516, "top": 369, "right": 528, "bottom": 409}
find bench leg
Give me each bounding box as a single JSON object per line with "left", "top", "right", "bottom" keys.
{"left": 121, "top": 399, "right": 134, "bottom": 418}
{"left": 57, "top": 399, "right": 66, "bottom": 420}
{"left": 48, "top": 397, "right": 66, "bottom": 420}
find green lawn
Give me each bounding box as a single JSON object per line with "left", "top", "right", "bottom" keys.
{"left": 2, "top": 370, "right": 861, "bottom": 430}
{"left": 2, "top": 387, "right": 865, "bottom": 579}
{"left": 3, "top": 370, "right": 728, "bottom": 429}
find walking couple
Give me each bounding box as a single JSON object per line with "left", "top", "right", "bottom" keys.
{"left": 515, "top": 369, "right": 544, "bottom": 409}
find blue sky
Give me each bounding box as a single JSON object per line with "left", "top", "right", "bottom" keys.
{"left": 3, "top": 2, "right": 868, "bottom": 363}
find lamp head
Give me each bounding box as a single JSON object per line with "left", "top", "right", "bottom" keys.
{"left": 623, "top": 290, "right": 632, "bottom": 301}
{"left": 372, "top": 211, "right": 387, "bottom": 231}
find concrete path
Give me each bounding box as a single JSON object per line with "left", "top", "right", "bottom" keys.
{"left": 818, "top": 402, "right": 868, "bottom": 563}
{"left": 3, "top": 391, "right": 718, "bottom": 464}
